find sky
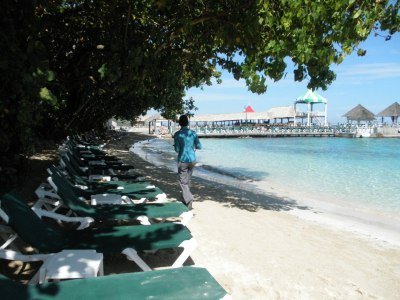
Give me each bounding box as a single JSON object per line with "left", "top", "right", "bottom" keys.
{"left": 185, "top": 33, "right": 400, "bottom": 124}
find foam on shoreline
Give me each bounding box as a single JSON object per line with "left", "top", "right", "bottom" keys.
{"left": 130, "top": 138, "right": 400, "bottom": 247}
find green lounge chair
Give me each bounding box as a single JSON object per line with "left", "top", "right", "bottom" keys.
{"left": 61, "top": 154, "right": 144, "bottom": 181}
{"left": 36, "top": 172, "right": 192, "bottom": 226}
{"left": 64, "top": 150, "right": 135, "bottom": 174}
{"left": 0, "top": 267, "right": 231, "bottom": 300}
{"left": 60, "top": 155, "right": 144, "bottom": 183}
{"left": 66, "top": 137, "right": 106, "bottom": 152}
{"left": 0, "top": 193, "right": 196, "bottom": 271}
{"left": 68, "top": 148, "right": 132, "bottom": 169}
{"left": 48, "top": 165, "right": 167, "bottom": 202}
{"left": 72, "top": 135, "right": 117, "bottom": 149}
{"left": 59, "top": 158, "right": 145, "bottom": 186}
{"left": 66, "top": 138, "right": 117, "bottom": 160}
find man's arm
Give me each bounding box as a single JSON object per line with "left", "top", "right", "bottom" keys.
{"left": 173, "top": 132, "right": 180, "bottom": 153}
{"left": 194, "top": 133, "right": 202, "bottom": 150}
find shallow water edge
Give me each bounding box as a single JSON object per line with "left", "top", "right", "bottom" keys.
{"left": 130, "top": 137, "right": 400, "bottom": 247}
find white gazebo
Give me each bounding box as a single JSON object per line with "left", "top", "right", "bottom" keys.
{"left": 294, "top": 90, "right": 328, "bottom": 126}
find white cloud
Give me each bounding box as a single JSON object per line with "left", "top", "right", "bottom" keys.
{"left": 335, "top": 63, "right": 400, "bottom": 84}
{"left": 188, "top": 92, "right": 247, "bottom": 103}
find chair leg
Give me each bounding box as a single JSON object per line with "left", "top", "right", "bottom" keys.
{"left": 121, "top": 248, "right": 152, "bottom": 271}
{"left": 0, "top": 231, "right": 18, "bottom": 250}
{"left": 29, "top": 271, "right": 41, "bottom": 284}
{"left": 178, "top": 211, "right": 193, "bottom": 226}
{"left": 136, "top": 216, "right": 151, "bottom": 225}
{"left": 155, "top": 193, "right": 167, "bottom": 202}
{"left": 171, "top": 238, "right": 197, "bottom": 268}
{"left": 122, "top": 238, "right": 197, "bottom": 270}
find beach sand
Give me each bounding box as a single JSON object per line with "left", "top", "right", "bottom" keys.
{"left": 5, "top": 132, "right": 400, "bottom": 299}
{"left": 106, "top": 132, "right": 400, "bottom": 300}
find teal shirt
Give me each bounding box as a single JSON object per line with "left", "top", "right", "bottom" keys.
{"left": 173, "top": 126, "right": 202, "bottom": 162}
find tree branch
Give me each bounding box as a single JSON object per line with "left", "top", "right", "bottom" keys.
{"left": 123, "top": 4, "right": 132, "bottom": 48}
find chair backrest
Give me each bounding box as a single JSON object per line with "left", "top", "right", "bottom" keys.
{"left": 71, "top": 174, "right": 89, "bottom": 186}
{"left": 60, "top": 156, "right": 85, "bottom": 177}
{"left": 65, "top": 152, "right": 88, "bottom": 174}
{"left": 0, "top": 193, "right": 66, "bottom": 253}
{"left": 60, "top": 160, "right": 90, "bottom": 187}
{"left": 50, "top": 165, "right": 89, "bottom": 198}
{"left": 65, "top": 149, "right": 86, "bottom": 168}
{"left": 48, "top": 165, "right": 67, "bottom": 177}
{"left": 50, "top": 171, "right": 96, "bottom": 217}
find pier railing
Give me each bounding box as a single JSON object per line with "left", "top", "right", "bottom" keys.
{"left": 165, "top": 124, "right": 399, "bottom": 138}
{"left": 192, "top": 125, "right": 341, "bottom": 137}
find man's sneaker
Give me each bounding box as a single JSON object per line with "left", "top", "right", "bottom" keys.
{"left": 187, "top": 201, "right": 193, "bottom": 210}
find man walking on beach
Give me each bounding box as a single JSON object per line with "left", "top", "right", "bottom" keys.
{"left": 174, "top": 115, "right": 202, "bottom": 209}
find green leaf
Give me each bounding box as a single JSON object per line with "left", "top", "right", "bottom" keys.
{"left": 353, "top": 10, "right": 362, "bottom": 19}
{"left": 47, "top": 70, "right": 55, "bottom": 82}
{"left": 357, "top": 49, "right": 367, "bottom": 56}
{"left": 98, "top": 64, "right": 106, "bottom": 79}
{"left": 39, "top": 87, "right": 58, "bottom": 107}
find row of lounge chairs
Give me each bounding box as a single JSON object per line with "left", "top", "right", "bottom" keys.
{"left": 0, "top": 135, "right": 230, "bottom": 299}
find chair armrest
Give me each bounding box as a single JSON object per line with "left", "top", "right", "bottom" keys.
{"left": 75, "top": 184, "right": 89, "bottom": 190}
{"left": 89, "top": 175, "right": 111, "bottom": 182}
{"left": 121, "top": 195, "right": 134, "bottom": 204}
{"left": 31, "top": 207, "right": 94, "bottom": 230}
{"left": 0, "top": 249, "right": 50, "bottom": 262}
{"left": 33, "top": 198, "right": 64, "bottom": 213}
{"left": 35, "top": 183, "right": 61, "bottom": 200}
{"left": 0, "top": 203, "right": 9, "bottom": 224}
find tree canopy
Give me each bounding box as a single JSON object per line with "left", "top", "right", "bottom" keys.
{"left": 1, "top": 0, "right": 399, "bottom": 159}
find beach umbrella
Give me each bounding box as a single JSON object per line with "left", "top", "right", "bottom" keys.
{"left": 243, "top": 105, "right": 255, "bottom": 124}
{"left": 343, "top": 104, "right": 375, "bottom": 123}
{"left": 244, "top": 105, "right": 255, "bottom": 113}
{"left": 376, "top": 102, "right": 400, "bottom": 123}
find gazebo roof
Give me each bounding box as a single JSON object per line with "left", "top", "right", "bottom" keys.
{"left": 296, "top": 89, "right": 328, "bottom": 104}
{"left": 376, "top": 102, "right": 400, "bottom": 117}
{"left": 343, "top": 104, "right": 375, "bottom": 121}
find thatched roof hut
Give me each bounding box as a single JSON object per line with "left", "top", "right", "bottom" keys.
{"left": 376, "top": 102, "right": 400, "bottom": 117}
{"left": 376, "top": 102, "right": 400, "bottom": 124}
{"left": 343, "top": 104, "right": 375, "bottom": 122}
{"left": 267, "top": 106, "right": 296, "bottom": 119}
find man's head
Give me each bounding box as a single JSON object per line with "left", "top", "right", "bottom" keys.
{"left": 178, "top": 115, "right": 189, "bottom": 127}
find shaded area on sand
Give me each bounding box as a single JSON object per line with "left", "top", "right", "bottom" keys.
{"left": 4, "top": 132, "right": 400, "bottom": 299}
{"left": 1, "top": 135, "right": 194, "bottom": 283}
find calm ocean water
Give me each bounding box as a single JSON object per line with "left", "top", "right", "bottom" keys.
{"left": 132, "top": 137, "right": 400, "bottom": 214}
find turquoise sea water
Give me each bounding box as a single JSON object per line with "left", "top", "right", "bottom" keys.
{"left": 133, "top": 137, "right": 400, "bottom": 214}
